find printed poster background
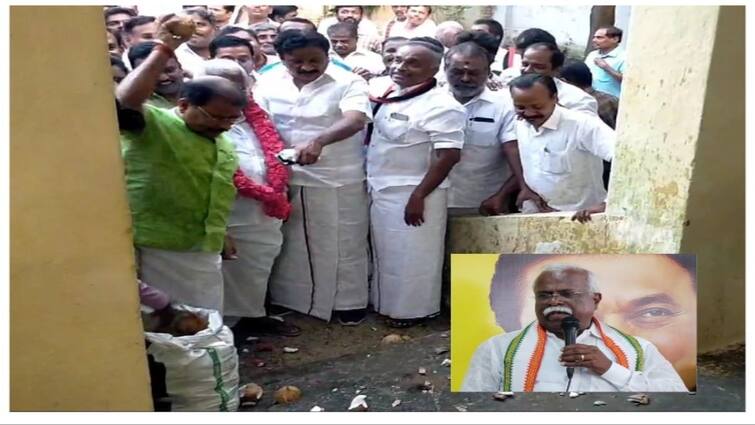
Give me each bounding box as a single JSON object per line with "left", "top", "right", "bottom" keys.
{"left": 451, "top": 254, "right": 697, "bottom": 391}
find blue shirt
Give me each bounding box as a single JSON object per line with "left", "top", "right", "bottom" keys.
{"left": 585, "top": 48, "right": 626, "bottom": 98}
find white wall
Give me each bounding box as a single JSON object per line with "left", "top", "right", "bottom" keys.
{"left": 494, "top": 5, "right": 632, "bottom": 55}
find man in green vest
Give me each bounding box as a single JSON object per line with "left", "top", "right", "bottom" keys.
{"left": 116, "top": 16, "right": 244, "bottom": 312}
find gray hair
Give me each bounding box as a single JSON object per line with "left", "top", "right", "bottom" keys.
{"left": 535, "top": 264, "right": 600, "bottom": 293}
{"left": 195, "top": 59, "right": 251, "bottom": 92}
{"left": 436, "top": 20, "right": 464, "bottom": 35}
{"left": 251, "top": 22, "right": 279, "bottom": 34}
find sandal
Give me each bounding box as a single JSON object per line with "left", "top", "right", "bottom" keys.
{"left": 386, "top": 317, "right": 424, "bottom": 328}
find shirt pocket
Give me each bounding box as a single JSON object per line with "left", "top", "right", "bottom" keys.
{"left": 540, "top": 138, "right": 572, "bottom": 174}
{"left": 376, "top": 110, "right": 411, "bottom": 144}
{"left": 466, "top": 118, "right": 499, "bottom": 146}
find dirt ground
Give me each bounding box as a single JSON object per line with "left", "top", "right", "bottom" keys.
{"left": 232, "top": 311, "right": 745, "bottom": 412}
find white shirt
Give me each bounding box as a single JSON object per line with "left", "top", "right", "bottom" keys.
{"left": 448, "top": 88, "right": 517, "bottom": 208}
{"left": 318, "top": 17, "right": 380, "bottom": 51}
{"left": 265, "top": 54, "right": 281, "bottom": 66}
{"left": 332, "top": 49, "right": 385, "bottom": 76}
{"left": 225, "top": 121, "right": 271, "bottom": 226}
{"left": 367, "top": 81, "right": 466, "bottom": 192}
{"left": 388, "top": 19, "right": 438, "bottom": 39}
{"left": 501, "top": 69, "right": 599, "bottom": 116}
{"left": 514, "top": 105, "right": 614, "bottom": 211}
{"left": 554, "top": 78, "right": 599, "bottom": 116}
{"left": 368, "top": 75, "right": 394, "bottom": 97}
{"left": 174, "top": 43, "right": 206, "bottom": 78}
{"left": 462, "top": 322, "right": 688, "bottom": 392}
{"left": 492, "top": 48, "right": 521, "bottom": 74}
{"left": 255, "top": 64, "right": 372, "bottom": 188}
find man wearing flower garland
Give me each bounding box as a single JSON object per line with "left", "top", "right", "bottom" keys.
{"left": 255, "top": 30, "right": 372, "bottom": 326}
{"left": 461, "top": 264, "right": 688, "bottom": 392}
{"left": 195, "top": 59, "right": 301, "bottom": 337}
{"left": 116, "top": 16, "right": 244, "bottom": 312}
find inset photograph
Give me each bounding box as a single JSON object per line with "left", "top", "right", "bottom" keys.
{"left": 451, "top": 254, "right": 696, "bottom": 392}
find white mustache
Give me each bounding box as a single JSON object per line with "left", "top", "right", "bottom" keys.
{"left": 543, "top": 306, "right": 573, "bottom": 317}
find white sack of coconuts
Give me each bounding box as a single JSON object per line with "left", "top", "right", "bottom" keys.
{"left": 145, "top": 305, "right": 240, "bottom": 412}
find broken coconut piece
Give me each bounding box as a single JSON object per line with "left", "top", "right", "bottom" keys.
{"left": 441, "top": 359, "right": 451, "bottom": 367}
{"left": 627, "top": 393, "right": 650, "bottom": 405}
{"left": 245, "top": 336, "right": 259, "bottom": 341}
{"left": 418, "top": 380, "right": 434, "bottom": 392}
{"left": 348, "top": 394, "right": 368, "bottom": 411}
{"left": 274, "top": 385, "right": 302, "bottom": 404}
{"left": 381, "top": 334, "right": 403, "bottom": 344}
{"left": 434, "top": 346, "right": 449, "bottom": 355}
{"left": 283, "top": 346, "right": 299, "bottom": 353}
{"left": 440, "top": 331, "right": 449, "bottom": 338}
{"left": 418, "top": 367, "right": 427, "bottom": 375}
{"left": 493, "top": 391, "right": 514, "bottom": 401}
{"left": 239, "top": 383, "right": 264, "bottom": 407}
{"left": 455, "top": 405, "right": 467, "bottom": 412}
{"left": 569, "top": 391, "right": 580, "bottom": 398}
{"left": 310, "top": 405, "right": 324, "bottom": 412}
{"left": 593, "top": 400, "right": 607, "bottom": 407}
{"left": 391, "top": 399, "right": 401, "bottom": 408}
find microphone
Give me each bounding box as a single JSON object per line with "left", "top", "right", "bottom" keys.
{"left": 561, "top": 315, "right": 581, "bottom": 380}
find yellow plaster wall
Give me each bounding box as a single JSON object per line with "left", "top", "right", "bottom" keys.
{"left": 449, "top": 6, "right": 744, "bottom": 351}
{"left": 10, "top": 6, "right": 152, "bottom": 411}
{"left": 679, "top": 6, "right": 745, "bottom": 351}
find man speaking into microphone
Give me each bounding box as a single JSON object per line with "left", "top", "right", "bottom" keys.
{"left": 461, "top": 264, "right": 688, "bottom": 392}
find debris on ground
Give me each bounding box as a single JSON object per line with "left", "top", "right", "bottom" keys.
{"left": 391, "top": 399, "right": 401, "bottom": 408}
{"left": 348, "top": 394, "right": 368, "bottom": 411}
{"left": 418, "top": 380, "right": 434, "bottom": 393}
{"left": 283, "top": 346, "right": 299, "bottom": 353}
{"left": 593, "top": 400, "right": 607, "bottom": 407}
{"left": 568, "top": 392, "right": 580, "bottom": 398}
{"left": 255, "top": 342, "right": 274, "bottom": 352}
{"left": 441, "top": 358, "right": 451, "bottom": 367}
{"left": 239, "top": 383, "right": 264, "bottom": 407}
{"left": 273, "top": 385, "right": 301, "bottom": 404}
{"left": 627, "top": 393, "right": 650, "bottom": 406}
{"left": 493, "top": 391, "right": 514, "bottom": 401}
{"left": 455, "top": 405, "right": 467, "bottom": 412}
{"left": 440, "top": 332, "right": 449, "bottom": 338}
{"left": 245, "top": 336, "right": 259, "bottom": 342}
{"left": 434, "top": 346, "right": 449, "bottom": 355}
{"left": 310, "top": 405, "right": 324, "bottom": 412}
{"left": 381, "top": 334, "right": 404, "bottom": 344}
{"left": 418, "top": 367, "right": 427, "bottom": 375}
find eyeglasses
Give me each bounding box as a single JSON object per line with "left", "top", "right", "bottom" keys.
{"left": 534, "top": 290, "right": 592, "bottom": 302}
{"left": 196, "top": 106, "right": 242, "bottom": 124}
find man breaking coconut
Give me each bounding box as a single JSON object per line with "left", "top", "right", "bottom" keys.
{"left": 117, "top": 15, "right": 245, "bottom": 313}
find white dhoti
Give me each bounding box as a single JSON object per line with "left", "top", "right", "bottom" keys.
{"left": 269, "top": 183, "right": 370, "bottom": 321}
{"left": 136, "top": 246, "right": 223, "bottom": 312}
{"left": 370, "top": 185, "right": 447, "bottom": 319}
{"left": 222, "top": 200, "right": 283, "bottom": 318}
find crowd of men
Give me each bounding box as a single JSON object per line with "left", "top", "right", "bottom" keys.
{"left": 107, "top": 5, "right": 627, "bottom": 334}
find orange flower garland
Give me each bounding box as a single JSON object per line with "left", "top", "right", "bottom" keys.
{"left": 232, "top": 95, "right": 291, "bottom": 220}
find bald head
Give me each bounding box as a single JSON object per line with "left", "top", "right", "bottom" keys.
{"left": 195, "top": 59, "right": 251, "bottom": 93}
{"left": 180, "top": 75, "right": 247, "bottom": 107}
{"left": 435, "top": 21, "right": 464, "bottom": 48}
{"left": 390, "top": 39, "right": 443, "bottom": 88}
